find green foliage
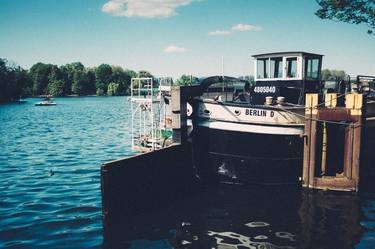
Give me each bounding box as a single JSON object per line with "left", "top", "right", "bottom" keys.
{"left": 60, "top": 62, "right": 85, "bottom": 95}
{"left": 0, "top": 57, "right": 158, "bottom": 101}
{"left": 15, "top": 67, "right": 33, "bottom": 97}
{"left": 137, "top": 70, "right": 154, "bottom": 79}
{"left": 0, "top": 58, "right": 32, "bottom": 102}
{"left": 175, "top": 74, "right": 198, "bottom": 86}
{"left": 321, "top": 69, "right": 347, "bottom": 81}
{"left": 48, "top": 79, "right": 65, "bottom": 96}
{"left": 29, "top": 62, "right": 54, "bottom": 95}
{"left": 95, "top": 64, "right": 113, "bottom": 94}
{"left": 107, "top": 82, "right": 120, "bottom": 96}
{"left": 111, "top": 66, "right": 132, "bottom": 95}
{"left": 0, "top": 59, "right": 11, "bottom": 102}
{"left": 72, "top": 70, "right": 89, "bottom": 95}
{"left": 126, "top": 70, "right": 137, "bottom": 79}
{"left": 96, "top": 88, "right": 105, "bottom": 96}
{"left": 85, "top": 70, "right": 97, "bottom": 95}
{"left": 46, "top": 66, "right": 64, "bottom": 96}
{"left": 315, "top": 0, "right": 375, "bottom": 34}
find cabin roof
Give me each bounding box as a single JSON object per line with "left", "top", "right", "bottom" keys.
{"left": 252, "top": 51, "right": 324, "bottom": 58}
{"left": 198, "top": 76, "right": 249, "bottom": 90}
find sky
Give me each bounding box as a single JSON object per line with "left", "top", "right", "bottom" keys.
{"left": 0, "top": 0, "right": 374, "bottom": 79}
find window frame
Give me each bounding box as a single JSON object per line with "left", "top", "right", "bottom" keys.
{"left": 255, "top": 54, "right": 303, "bottom": 81}
{"left": 304, "top": 57, "right": 321, "bottom": 80}
{"left": 256, "top": 58, "right": 269, "bottom": 79}
{"left": 269, "top": 57, "right": 283, "bottom": 80}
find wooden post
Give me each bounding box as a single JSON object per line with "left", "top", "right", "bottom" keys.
{"left": 325, "top": 93, "right": 337, "bottom": 109}
{"left": 345, "top": 93, "right": 363, "bottom": 191}
{"left": 321, "top": 93, "right": 337, "bottom": 176}
{"left": 303, "top": 94, "right": 318, "bottom": 189}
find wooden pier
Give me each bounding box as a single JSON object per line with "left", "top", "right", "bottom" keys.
{"left": 302, "top": 93, "right": 364, "bottom": 192}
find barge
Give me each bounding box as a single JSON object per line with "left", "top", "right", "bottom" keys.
{"left": 192, "top": 52, "right": 325, "bottom": 184}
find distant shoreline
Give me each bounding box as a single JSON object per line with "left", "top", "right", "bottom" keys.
{"left": 34, "top": 94, "right": 129, "bottom": 98}
{"left": 0, "top": 95, "right": 129, "bottom": 104}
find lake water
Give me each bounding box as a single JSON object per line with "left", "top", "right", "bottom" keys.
{"left": 0, "top": 97, "right": 374, "bottom": 249}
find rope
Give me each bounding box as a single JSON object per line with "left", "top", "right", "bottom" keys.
{"left": 267, "top": 92, "right": 375, "bottom": 128}
{"left": 271, "top": 104, "right": 367, "bottom": 128}
{"left": 268, "top": 93, "right": 347, "bottom": 110}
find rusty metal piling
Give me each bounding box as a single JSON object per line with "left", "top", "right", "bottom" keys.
{"left": 302, "top": 93, "right": 364, "bottom": 192}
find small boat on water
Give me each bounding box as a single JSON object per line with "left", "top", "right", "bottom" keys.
{"left": 35, "top": 97, "right": 56, "bottom": 106}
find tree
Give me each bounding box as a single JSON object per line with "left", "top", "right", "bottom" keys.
{"left": 0, "top": 58, "right": 32, "bottom": 102}
{"left": 47, "top": 66, "right": 65, "bottom": 96}
{"left": 48, "top": 79, "right": 65, "bottom": 96}
{"left": 321, "top": 69, "right": 347, "bottom": 80}
{"left": 60, "top": 62, "right": 85, "bottom": 95}
{"left": 107, "top": 82, "right": 120, "bottom": 96}
{"left": 86, "top": 69, "right": 97, "bottom": 95}
{"left": 29, "top": 63, "right": 54, "bottom": 95}
{"left": 126, "top": 69, "right": 137, "bottom": 79}
{"left": 71, "top": 70, "right": 89, "bottom": 95}
{"left": 0, "top": 58, "right": 11, "bottom": 102}
{"left": 137, "top": 70, "right": 154, "bottom": 79}
{"left": 95, "top": 64, "right": 112, "bottom": 95}
{"left": 13, "top": 67, "right": 32, "bottom": 98}
{"left": 111, "top": 66, "right": 132, "bottom": 95}
{"left": 175, "top": 74, "right": 198, "bottom": 86}
{"left": 315, "top": 0, "right": 375, "bottom": 34}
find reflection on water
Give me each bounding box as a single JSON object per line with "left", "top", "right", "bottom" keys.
{"left": 104, "top": 184, "right": 368, "bottom": 249}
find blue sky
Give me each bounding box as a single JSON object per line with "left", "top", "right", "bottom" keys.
{"left": 0, "top": 0, "right": 374, "bottom": 78}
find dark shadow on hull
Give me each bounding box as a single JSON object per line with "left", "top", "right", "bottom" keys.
{"left": 192, "top": 126, "right": 304, "bottom": 185}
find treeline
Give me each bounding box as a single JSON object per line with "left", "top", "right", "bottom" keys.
{"left": 173, "top": 74, "right": 255, "bottom": 86}
{"left": 0, "top": 58, "right": 155, "bottom": 103}
{"left": 321, "top": 69, "right": 346, "bottom": 81}
{"left": 0, "top": 59, "right": 31, "bottom": 103}
{"left": 1, "top": 57, "right": 260, "bottom": 104}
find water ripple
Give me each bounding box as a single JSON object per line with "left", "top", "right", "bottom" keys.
{"left": 0, "top": 97, "right": 133, "bottom": 248}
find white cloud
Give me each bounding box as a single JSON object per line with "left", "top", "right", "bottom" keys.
{"left": 102, "top": 0, "right": 192, "bottom": 18}
{"left": 231, "top": 24, "right": 262, "bottom": 32}
{"left": 163, "top": 45, "right": 189, "bottom": 53}
{"left": 208, "top": 30, "right": 231, "bottom": 36}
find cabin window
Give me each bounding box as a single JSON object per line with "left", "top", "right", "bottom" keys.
{"left": 305, "top": 58, "right": 320, "bottom": 79}
{"left": 257, "top": 59, "right": 268, "bottom": 79}
{"left": 203, "top": 81, "right": 235, "bottom": 102}
{"left": 270, "top": 57, "right": 283, "bottom": 78}
{"left": 286, "top": 57, "right": 297, "bottom": 78}
{"left": 202, "top": 81, "right": 249, "bottom": 103}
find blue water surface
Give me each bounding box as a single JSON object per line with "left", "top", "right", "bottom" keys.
{"left": 0, "top": 97, "right": 134, "bottom": 248}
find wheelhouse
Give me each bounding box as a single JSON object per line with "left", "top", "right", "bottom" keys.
{"left": 252, "top": 52, "right": 323, "bottom": 105}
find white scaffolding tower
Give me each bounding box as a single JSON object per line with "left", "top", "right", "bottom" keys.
{"left": 130, "top": 77, "right": 173, "bottom": 152}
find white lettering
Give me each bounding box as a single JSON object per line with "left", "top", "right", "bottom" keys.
{"left": 254, "top": 86, "right": 276, "bottom": 93}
